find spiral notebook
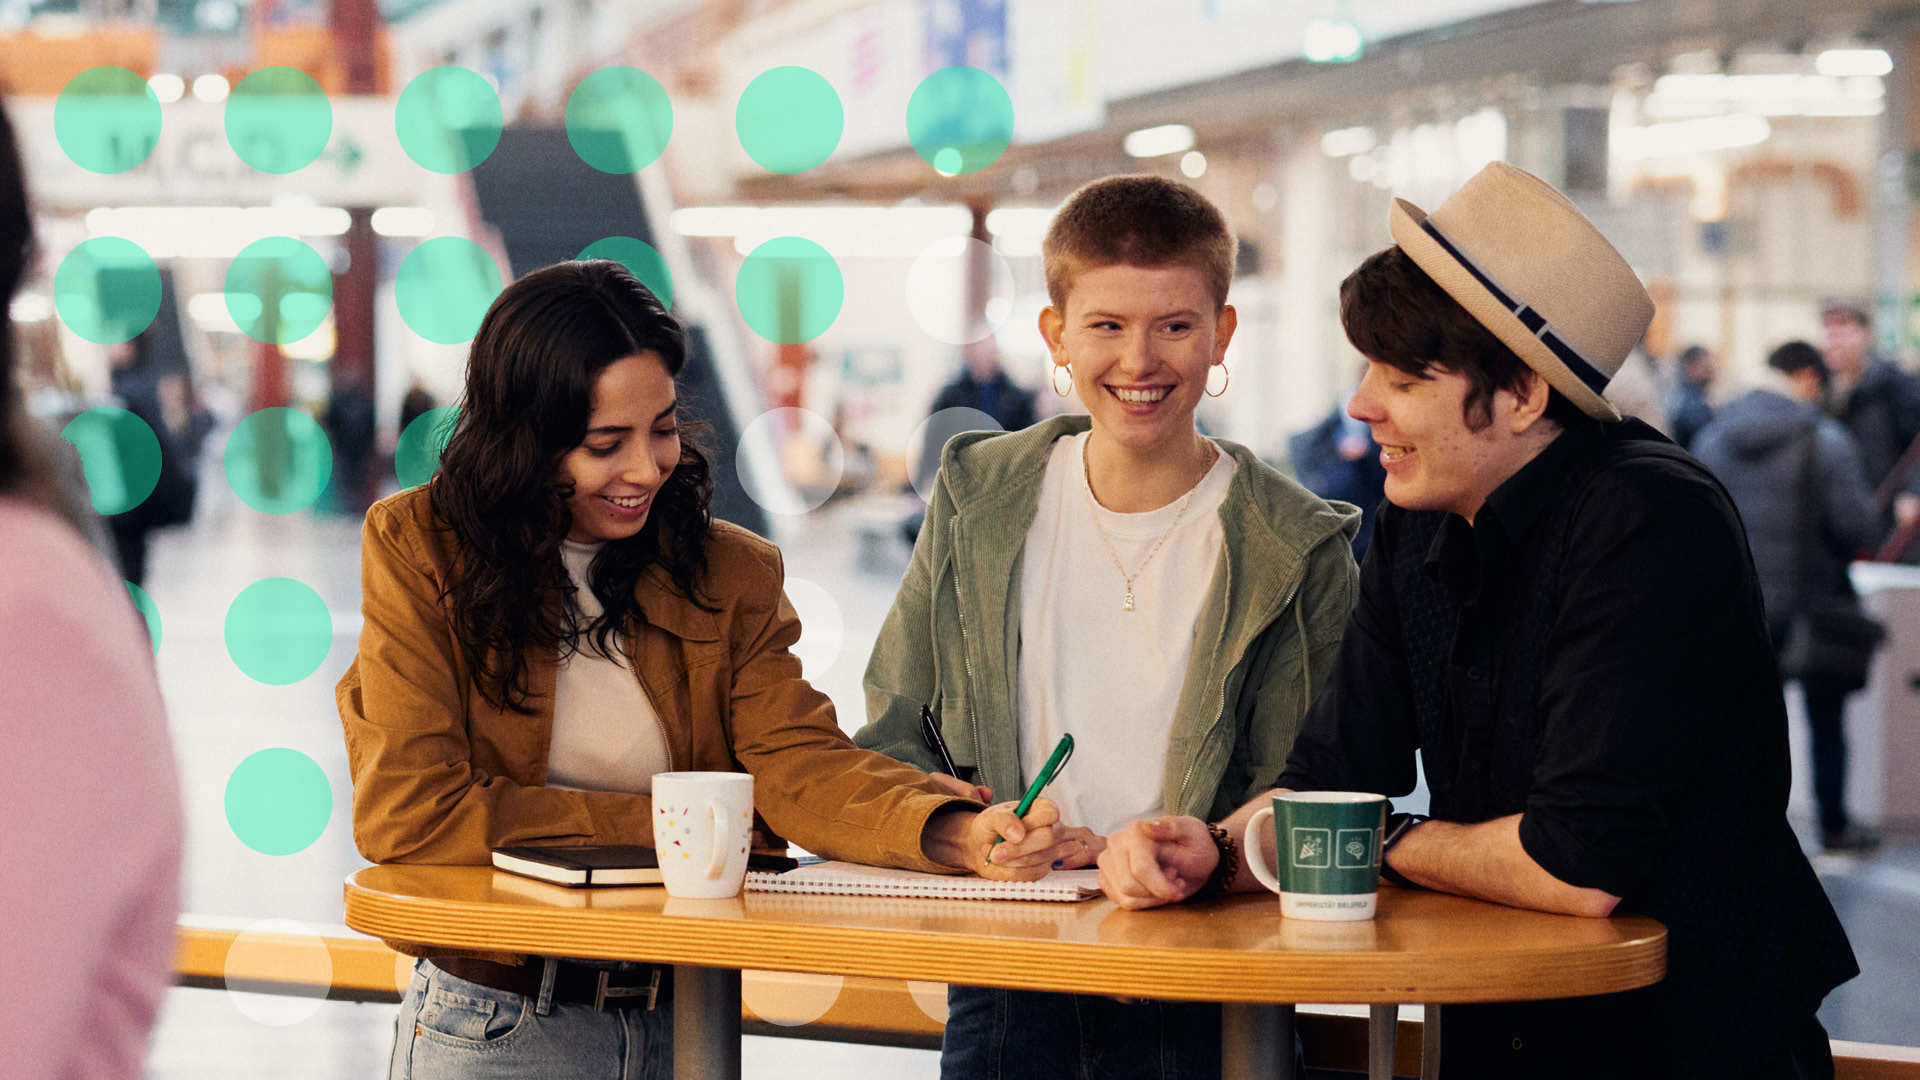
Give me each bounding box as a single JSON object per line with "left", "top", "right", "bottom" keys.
{"left": 744, "top": 861, "right": 1102, "bottom": 902}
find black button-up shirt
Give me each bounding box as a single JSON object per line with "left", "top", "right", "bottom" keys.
{"left": 1279, "top": 419, "right": 1856, "bottom": 1078}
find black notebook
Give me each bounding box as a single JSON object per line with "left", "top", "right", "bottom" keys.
{"left": 491, "top": 845, "right": 663, "bottom": 887}
{"left": 491, "top": 844, "right": 801, "bottom": 888}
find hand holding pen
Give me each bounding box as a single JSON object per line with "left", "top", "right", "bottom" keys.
{"left": 972, "top": 733, "right": 1105, "bottom": 877}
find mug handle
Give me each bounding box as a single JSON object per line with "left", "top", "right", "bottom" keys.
{"left": 1244, "top": 807, "right": 1282, "bottom": 894}
{"left": 703, "top": 800, "right": 729, "bottom": 880}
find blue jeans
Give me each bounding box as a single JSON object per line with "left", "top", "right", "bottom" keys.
{"left": 388, "top": 959, "right": 672, "bottom": 1080}
{"left": 941, "top": 986, "right": 1223, "bottom": 1080}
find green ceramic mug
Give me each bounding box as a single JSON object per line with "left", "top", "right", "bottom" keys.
{"left": 1244, "top": 791, "right": 1386, "bottom": 920}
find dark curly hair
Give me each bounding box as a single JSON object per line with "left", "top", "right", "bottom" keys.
{"left": 430, "top": 259, "right": 714, "bottom": 713}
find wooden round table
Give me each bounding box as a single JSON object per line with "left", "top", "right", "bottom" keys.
{"left": 346, "top": 865, "right": 1665, "bottom": 1080}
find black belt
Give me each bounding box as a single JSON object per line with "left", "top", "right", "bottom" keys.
{"left": 431, "top": 957, "right": 672, "bottom": 1011}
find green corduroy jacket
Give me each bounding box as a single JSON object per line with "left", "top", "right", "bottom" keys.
{"left": 858, "top": 414, "right": 1361, "bottom": 825}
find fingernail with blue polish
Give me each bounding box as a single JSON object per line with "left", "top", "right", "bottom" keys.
{"left": 1053, "top": 860, "right": 1063, "bottom": 869}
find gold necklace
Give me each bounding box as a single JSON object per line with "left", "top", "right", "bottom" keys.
{"left": 1081, "top": 442, "right": 1207, "bottom": 611}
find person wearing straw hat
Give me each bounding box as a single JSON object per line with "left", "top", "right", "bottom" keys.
{"left": 1099, "top": 162, "right": 1857, "bottom": 1078}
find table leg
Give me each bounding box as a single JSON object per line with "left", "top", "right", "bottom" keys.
{"left": 1369, "top": 1004, "right": 1398, "bottom": 1080}
{"left": 671, "top": 965, "right": 740, "bottom": 1080}
{"left": 1221, "top": 1002, "right": 1293, "bottom": 1080}
{"left": 1421, "top": 1004, "right": 1442, "bottom": 1080}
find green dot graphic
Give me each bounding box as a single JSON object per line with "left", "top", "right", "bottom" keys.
{"left": 905, "top": 66, "right": 1014, "bottom": 175}
{"left": 53, "top": 237, "right": 162, "bottom": 345}
{"left": 393, "top": 237, "right": 503, "bottom": 344}
{"left": 565, "top": 66, "right": 673, "bottom": 173}
{"left": 224, "top": 407, "right": 333, "bottom": 515}
{"left": 127, "top": 581, "right": 161, "bottom": 655}
{"left": 224, "top": 577, "right": 333, "bottom": 686}
{"left": 224, "top": 748, "right": 332, "bottom": 855}
{"left": 225, "top": 237, "right": 333, "bottom": 344}
{"left": 59, "top": 407, "right": 161, "bottom": 516}
{"left": 225, "top": 66, "right": 332, "bottom": 174}
{"left": 735, "top": 66, "right": 842, "bottom": 174}
{"left": 577, "top": 237, "right": 673, "bottom": 308}
{"left": 395, "top": 66, "right": 503, "bottom": 174}
{"left": 54, "top": 66, "right": 161, "bottom": 174}
{"left": 735, "top": 237, "right": 843, "bottom": 344}
{"left": 395, "top": 406, "right": 459, "bottom": 489}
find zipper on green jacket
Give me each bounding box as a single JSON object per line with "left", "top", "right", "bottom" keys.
{"left": 1173, "top": 574, "right": 1303, "bottom": 815}
{"left": 948, "top": 512, "right": 986, "bottom": 778}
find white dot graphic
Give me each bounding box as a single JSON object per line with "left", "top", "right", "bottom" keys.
{"left": 783, "top": 576, "right": 845, "bottom": 676}
{"left": 223, "top": 918, "right": 332, "bottom": 1026}
{"left": 905, "top": 236, "right": 1014, "bottom": 346}
{"left": 737, "top": 408, "right": 845, "bottom": 516}
{"left": 907, "top": 407, "right": 1004, "bottom": 502}
{"left": 742, "top": 970, "right": 846, "bottom": 1027}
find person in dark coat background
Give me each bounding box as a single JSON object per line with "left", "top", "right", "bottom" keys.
{"left": 1820, "top": 298, "right": 1920, "bottom": 542}
{"left": 1664, "top": 343, "right": 1716, "bottom": 450}
{"left": 1693, "top": 341, "right": 1881, "bottom": 853}
{"left": 1289, "top": 393, "right": 1387, "bottom": 560}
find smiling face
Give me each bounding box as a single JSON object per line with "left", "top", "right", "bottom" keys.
{"left": 1039, "top": 262, "right": 1235, "bottom": 457}
{"left": 1347, "top": 358, "right": 1551, "bottom": 523}
{"left": 556, "top": 351, "right": 681, "bottom": 543}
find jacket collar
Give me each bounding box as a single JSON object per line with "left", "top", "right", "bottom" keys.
{"left": 633, "top": 561, "right": 724, "bottom": 642}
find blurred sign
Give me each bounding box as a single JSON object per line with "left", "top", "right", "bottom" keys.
{"left": 924, "top": 0, "right": 1008, "bottom": 74}
{"left": 11, "top": 96, "right": 423, "bottom": 211}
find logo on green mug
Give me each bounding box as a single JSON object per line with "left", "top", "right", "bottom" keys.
{"left": 1337, "top": 829, "right": 1375, "bottom": 869}
{"left": 1291, "top": 827, "right": 1331, "bottom": 869}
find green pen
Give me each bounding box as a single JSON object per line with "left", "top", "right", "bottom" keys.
{"left": 992, "top": 733, "right": 1074, "bottom": 848}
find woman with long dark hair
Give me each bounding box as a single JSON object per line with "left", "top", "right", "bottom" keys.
{"left": 339, "top": 258, "right": 1057, "bottom": 1079}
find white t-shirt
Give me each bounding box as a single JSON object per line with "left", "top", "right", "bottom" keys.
{"left": 547, "top": 540, "right": 672, "bottom": 794}
{"left": 1015, "top": 433, "right": 1235, "bottom": 836}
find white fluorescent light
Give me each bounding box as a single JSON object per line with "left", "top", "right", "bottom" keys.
{"left": 984, "top": 207, "right": 1055, "bottom": 237}
{"left": 371, "top": 207, "right": 435, "bottom": 237}
{"left": 86, "top": 205, "right": 352, "bottom": 259}
{"left": 672, "top": 206, "right": 983, "bottom": 259}
{"left": 281, "top": 318, "right": 336, "bottom": 361}
{"left": 1302, "top": 18, "right": 1363, "bottom": 63}
{"left": 192, "top": 73, "right": 230, "bottom": 104}
{"left": 1642, "top": 72, "right": 1884, "bottom": 118}
{"left": 148, "top": 74, "right": 185, "bottom": 104}
{"left": 1816, "top": 49, "right": 1893, "bottom": 78}
{"left": 1616, "top": 114, "right": 1771, "bottom": 161}
{"left": 670, "top": 206, "right": 762, "bottom": 236}
{"left": 187, "top": 292, "right": 244, "bottom": 333}
{"left": 1180, "top": 150, "right": 1207, "bottom": 178}
{"left": 1124, "top": 124, "right": 1195, "bottom": 158}
{"left": 1320, "top": 126, "right": 1376, "bottom": 158}
{"left": 9, "top": 293, "right": 54, "bottom": 323}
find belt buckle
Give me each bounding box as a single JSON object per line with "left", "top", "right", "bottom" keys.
{"left": 593, "top": 967, "right": 663, "bottom": 1012}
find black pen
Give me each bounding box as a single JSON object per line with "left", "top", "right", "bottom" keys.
{"left": 918, "top": 704, "right": 967, "bottom": 780}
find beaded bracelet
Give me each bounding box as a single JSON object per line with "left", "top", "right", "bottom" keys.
{"left": 1197, "top": 822, "right": 1238, "bottom": 898}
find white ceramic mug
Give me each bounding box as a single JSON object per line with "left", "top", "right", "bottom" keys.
{"left": 651, "top": 772, "right": 755, "bottom": 899}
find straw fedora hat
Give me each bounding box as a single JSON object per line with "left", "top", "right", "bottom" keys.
{"left": 1388, "top": 161, "right": 1654, "bottom": 422}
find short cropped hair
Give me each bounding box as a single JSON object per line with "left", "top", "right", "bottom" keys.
{"left": 1819, "top": 297, "right": 1872, "bottom": 328}
{"left": 1042, "top": 175, "right": 1235, "bottom": 311}
{"left": 1767, "top": 340, "right": 1827, "bottom": 384}
{"left": 1340, "top": 245, "right": 1588, "bottom": 432}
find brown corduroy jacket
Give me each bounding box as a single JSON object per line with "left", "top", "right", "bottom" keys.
{"left": 337, "top": 485, "right": 969, "bottom": 882}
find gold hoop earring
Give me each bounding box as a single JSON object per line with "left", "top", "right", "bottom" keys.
{"left": 1205, "top": 363, "right": 1230, "bottom": 398}
{"left": 1052, "top": 362, "right": 1074, "bottom": 398}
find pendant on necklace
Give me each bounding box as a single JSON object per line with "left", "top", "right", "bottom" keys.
{"left": 1123, "top": 589, "right": 1135, "bottom": 612}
